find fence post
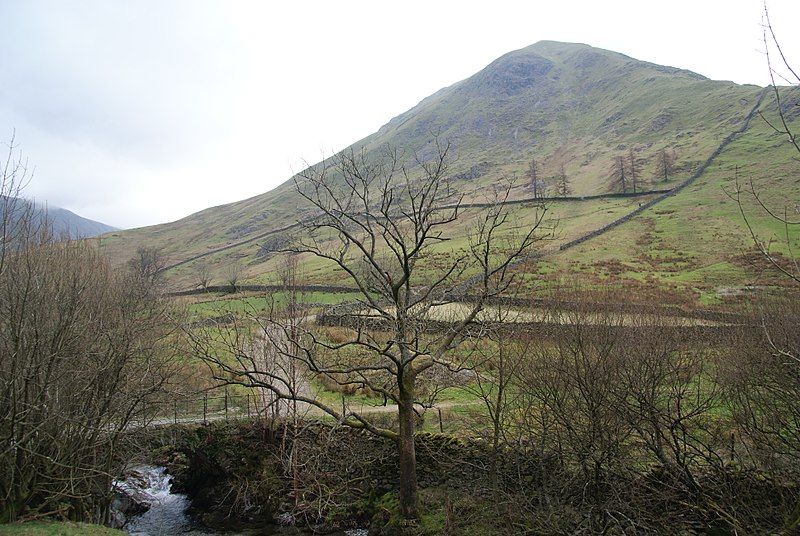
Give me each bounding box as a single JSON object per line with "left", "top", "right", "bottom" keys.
{"left": 203, "top": 393, "right": 208, "bottom": 425}
{"left": 438, "top": 407, "right": 444, "bottom": 433}
{"left": 224, "top": 389, "right": 228, "bottom": 420}
{"left": 246, "top": 394, "right": 250, "bottom": 418}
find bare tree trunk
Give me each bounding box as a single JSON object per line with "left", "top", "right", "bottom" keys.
{"left": 398, "top": 370, "right": 419, "bottom": 519}
{"left": 491, "top": 380, "right": 503, "bottom": 488}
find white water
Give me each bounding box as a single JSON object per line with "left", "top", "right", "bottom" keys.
{"left": 117, "top": 465, "right": 367, "bottom": 536}
{"left": 119, "top": 465, "right": 218, "bottom": 536}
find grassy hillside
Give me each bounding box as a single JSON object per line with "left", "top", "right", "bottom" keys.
{"left": 162, "top": 193, "right": 660, "bottom": 289}
{"left": 98, "top": 41, "right": 795, "bottom": 302}
{"left": 542, "top": 87, "right": 800, "bottom": 304}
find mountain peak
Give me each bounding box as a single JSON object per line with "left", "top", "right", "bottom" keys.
{"left": 0, "top": 195, "right": 118, "bottom": 239}
{"left": 491, "top": 41, "right": 706, "bottom": 84}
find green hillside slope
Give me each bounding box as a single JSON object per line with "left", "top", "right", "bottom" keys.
{"left": 99, "top": 41, "right": 792, "bottom": 300}
{"left": 544, "top": 88, "right": 800, "bottom": 304}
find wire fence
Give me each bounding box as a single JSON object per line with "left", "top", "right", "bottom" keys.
{"left": 141, "top": 390, "right": 280, "bottom": 426}
{"left": 138, "top": 389, "right": 458, "bottom": 433}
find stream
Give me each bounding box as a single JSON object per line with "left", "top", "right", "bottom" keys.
{"left": 117, "top": 466, "right": 218, "bottom": 536}
{"left": 115, "top": 465, "right": 367, "bottom": 536}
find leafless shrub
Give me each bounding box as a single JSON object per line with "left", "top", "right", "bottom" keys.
{"left": 0, "top": 235, "right": 179, "bottom": 522}
{"left": 721, "top": 296, "right": 800, "bottom": 470}
{"left": 518, "top": 307, "right": 636, "bottom": 532}
{"left": 0, "top": 138, "right": 180, "bottom": 523}
{"left": 224, "top": 261, "right": 244, "bottom": 293}
{"left": 500, "top": 295, "right": 780, "bottom": 533}
{"left": 194, "top": 262, "right": 213, "bottom": 290}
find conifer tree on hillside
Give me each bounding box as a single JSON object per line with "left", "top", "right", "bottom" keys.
{"left": 628, "top": 148, "right": 645, "bottom": 193}
{"left": 528, "top": 157, "right": 546, "bottom": 199}
{"left": 657, "top": 148, "right": 677, "bottom": 182}
{"left": 555, "top": 162, "right": 572, "bottom": 196}
{"left": 611, "top": 154, "right": 628, "bottom": 193}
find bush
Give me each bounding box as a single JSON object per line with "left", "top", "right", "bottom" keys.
{"left": 0, "top": 231, "right": 179, "bottom": 522}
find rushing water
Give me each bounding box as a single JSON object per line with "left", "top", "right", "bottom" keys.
{"left": 116, "top": 465, "right": 368, "bottom": 536}
{"left": 118, "top": 465, "right": 218, "bottom": 536}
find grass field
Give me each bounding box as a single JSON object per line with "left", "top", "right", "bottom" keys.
{"left": 0, "top": 522, "right": 123, "bottom": 536}
{"left": 185, "top": 290, "right": 362, "bottom": 319}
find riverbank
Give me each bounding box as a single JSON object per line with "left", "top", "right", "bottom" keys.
{"left": 147, "top": 420, "right": 503, "bottom": 535}
{"left": 142, "top": 418, "right": 800, "bottom": 535}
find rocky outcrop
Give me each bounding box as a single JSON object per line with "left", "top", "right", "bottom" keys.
{"left": 109, "top": 468, "right": 153, "bottom": 529}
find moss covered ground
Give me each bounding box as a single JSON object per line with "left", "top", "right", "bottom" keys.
{"left": 0, "top": 522, "right": 123, "bottom": 536}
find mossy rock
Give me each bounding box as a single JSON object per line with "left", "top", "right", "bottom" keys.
{"left": 367, "top": 491, "right": 448, "bottom": 536}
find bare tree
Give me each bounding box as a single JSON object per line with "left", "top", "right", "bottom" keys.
{"left": 758, "top": 3, "right": 799, "bottom": 155}
{"left": 0, "top": 138, "right": 179, "bottom": 523}
{"left": 732, "top": 6, "right": 800, "bottom": 287}
{"left": 127, "top": 245, "right": 165, "bottom": 286}
{"left": 1, "top": 131, "right": 36, "bottom": 274}
{"left": 463, "top": 303, "right": 529, "bottom": 490}
{"left": 725, "top": 4, "right": 800, "bottom": 479}
{"left": 192, "top": 141, "right": 548, "bottom": 519}
{"left": 194, "top": 262, "right": 213, "bottom": 290}
{"left": 715, "top": 9, "right": 800, "bottom": 531}
{"left": 656, "top": 148, "right": 677, "bottom": 182}
{"left": 730, "top": 4, "right": 799, "bottom": 369}
{"left": 271, "top": 254, "right": 312, "bottom": 511}
{"left": 224, "top": 261, "right": 243, "bottom": 293}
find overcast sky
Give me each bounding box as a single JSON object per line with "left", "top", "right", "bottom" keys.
{"left": 0, "top": 0, "right": 797, "bottom": 229}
